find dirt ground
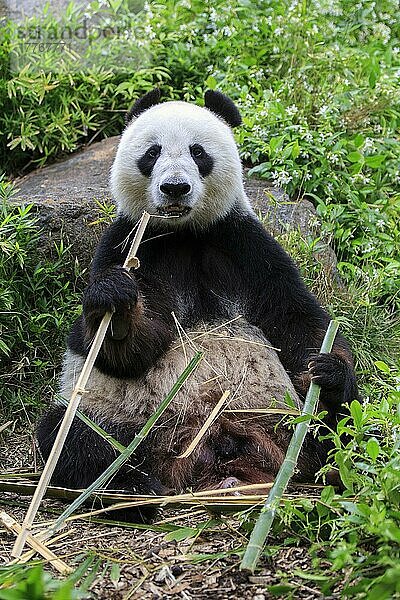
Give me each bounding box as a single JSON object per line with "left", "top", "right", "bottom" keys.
{"left": 0, "top": 432, "right": 336, "bottom": 599}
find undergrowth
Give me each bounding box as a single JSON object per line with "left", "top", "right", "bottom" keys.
{"left": 0, "top": 177, "right": 83, "bottom": 418}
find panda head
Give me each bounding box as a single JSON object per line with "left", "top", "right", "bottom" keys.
{"left": 110, "top": 89, "right": 252, "bottom": 229}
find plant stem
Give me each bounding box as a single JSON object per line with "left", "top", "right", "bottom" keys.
{"left": 240, "top": 320, "right": 339, "bottom": 573}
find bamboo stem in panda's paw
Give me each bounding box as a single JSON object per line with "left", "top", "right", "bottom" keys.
{"left": 11, "top": 211, "right": 151, "bottom": 559}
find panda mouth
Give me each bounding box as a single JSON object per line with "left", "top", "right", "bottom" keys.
{"left": 157, "top": 205, "right": 192, "bottom": 218}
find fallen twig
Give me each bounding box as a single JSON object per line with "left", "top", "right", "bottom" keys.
{"left": 178, "top": 390, "right": 231, "bottom": 458}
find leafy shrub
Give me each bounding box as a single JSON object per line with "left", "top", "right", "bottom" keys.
{"left": 0, "top": 178, "right": 83, "bottom": 415}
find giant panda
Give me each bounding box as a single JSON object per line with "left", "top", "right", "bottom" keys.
{"left": 37, "top": 89, "right": 358, "bottom": 519}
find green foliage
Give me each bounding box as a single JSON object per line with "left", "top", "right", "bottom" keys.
{"left": 0, "top": 178, "right": 83, "bottom": 416}
{"left": 0, "top": 564, "right": 84, "bottom": 600}
{"left": 259, "top": 366, "right": 400, "bottom": 598}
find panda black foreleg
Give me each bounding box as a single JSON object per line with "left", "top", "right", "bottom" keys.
{"left": 36, "top": 406, "right": 164, "bottom": 522}
{"left": 80, "top": 265, "right": 175, "bottom": 378}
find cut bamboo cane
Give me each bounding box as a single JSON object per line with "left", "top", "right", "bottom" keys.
{"left": 1, "top": 511, "right": 72, "bottom": 574}
{"left": 178, "top": 390, "right": 231, "bottom": 458}
{"left": 8, "top": 530, "right": 74, "bottom": 565}
{"left": 11, "top": 211, "right": 151, "bottom": 559}
{"left": 240, "top": 320, "right": 339, "bottom": 573}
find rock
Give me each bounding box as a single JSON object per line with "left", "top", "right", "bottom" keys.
{"left": 1, "top": 0, "right": 83, "bottom": 21}
{"left": 11, "top": 137, "right": 117, "bottom": 271}
{"left": 11, "top": 135, "right": 334, "bottom": 273}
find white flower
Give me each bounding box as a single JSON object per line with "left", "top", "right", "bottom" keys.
{"left": 303, "top": 131, "right": 313, "bottom": 143}
{"left": 327, "top": 152, "right": 340, "bottom": 164}
{"left": 144, "top": 25, "right": 155, "bottom": 39}
{"left": 318, "top": 105, "right": 330, "bottom": 117}
{"left": 373, "top": 22, "right": 391, "bottom": 43}
{"left": 271, "top": 170, "right": 292, "bottom": 186}
{"left": 286, "top": 104, "right": 298, "bottom": 116}
{"left": 221, "top": 26, "right": 233, "bottom": 36}
{"left": 376, "top": 219, "right": 385, "bottom": 229}
{"left": 363, "top": 137, "right": 375, "bottom": 151}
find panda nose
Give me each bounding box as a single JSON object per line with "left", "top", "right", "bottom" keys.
{"left": 160, "top": 181, "right": 191, "bottom": 198}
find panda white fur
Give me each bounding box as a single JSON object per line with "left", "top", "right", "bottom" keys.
{"left": 37, "top": 90, "right": 357, "bottom": 519}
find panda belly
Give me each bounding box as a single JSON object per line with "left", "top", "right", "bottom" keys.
{"left": 60, "top": 319, "right": 302, "bottom": 491}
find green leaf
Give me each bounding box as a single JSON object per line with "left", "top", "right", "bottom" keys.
{"left": 353, "top": 134, "right": 365, "bottom": 148}
{"left": 347, "top": 151, "right": 364, "bottom": 163}
{"left": 205, "top": 75, "right": 217, "bottom": 89}
{"left": 291, "top": 140, "right": 300, "bottom": 159}
{"left": 375, "top": 361, "right": 391, "bottom": 374}
{"left": 366, "top": 438, "right": 380, "bottom": 462}
{"left": 320, "top": 485, "right": 335, "bottom": 504}
{"left": 365, "top": 155, "right": 385, "bottom": 168}
{"left": 164, "top": 527, "right": 198, "bottom": 542}
{"left": 350, "top": 399, "right": 363, "bottom": 428}
{"left": 268, "top": 583, "right": 296, "bottom": 595}
{"left": 110, "top": 563, "right": 120, "bottom": 586}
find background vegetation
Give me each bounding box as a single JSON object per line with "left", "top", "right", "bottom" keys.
{"left": 0, "top": 0, "right": 399, "bottom": 598}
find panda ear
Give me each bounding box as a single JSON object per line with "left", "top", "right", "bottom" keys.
{"left": 126, "top": 88, "right": 161, "bottom": 123}
{"left": 204, "top": 90, "right": 242, "bottom": 128}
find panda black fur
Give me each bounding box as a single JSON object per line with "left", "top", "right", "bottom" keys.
{"left": 37, "top": 90, "right": 358, "bottom": 518}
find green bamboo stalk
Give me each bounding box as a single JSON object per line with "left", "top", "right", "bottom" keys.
{"left": 240, "top": 320, "right": 339, "bottom": 573}
{"left": 49, "top": 351, "right": 203, "bottom": 534}
{"left": 56, "top": 395, "right": 126, "bottom": 454}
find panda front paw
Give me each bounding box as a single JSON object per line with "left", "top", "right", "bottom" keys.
{"left": 308, "top": 353, "right": 348, "bottom": 390}
{"left": 83, "top": 266, "right": 139, "bottom": 339}
{"left": 307, "top": 352, "right": 356, "bottom": 412}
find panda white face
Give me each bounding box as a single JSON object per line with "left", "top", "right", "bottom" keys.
{"left": 110, "top": 100, "right": 251, "bottom": 228}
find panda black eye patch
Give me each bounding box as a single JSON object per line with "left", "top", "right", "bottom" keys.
{"left": 190, "top": 144, "right": 214, "bottom": 177}
{"left": 137, "top": 144, "right": 162, "bottom": 177}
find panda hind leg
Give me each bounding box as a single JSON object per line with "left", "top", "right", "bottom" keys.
{"left": 36, "top": 405, "right": 165, "bottom": 523}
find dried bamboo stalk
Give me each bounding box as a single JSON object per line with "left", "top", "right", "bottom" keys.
{"left": 11, "top": 211, "right": 151, "bottom": 559}
{"left": 240, "top": 320, "right": 340, "bottom": 573}
{"left": 178, "top": 390, "right": 231, "bottom": 458}
{"left": 0, "top": 421, "right": 13, "bottom": 434}
{"left": 8, "top": 530, "right": 74, "bottom": 565}
{"left": 1, "top": 511, "right": 72, "bottom": 574}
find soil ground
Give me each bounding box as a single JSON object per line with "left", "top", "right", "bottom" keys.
{"left": 0, "top": 432, "right": 337, "bottom": 599}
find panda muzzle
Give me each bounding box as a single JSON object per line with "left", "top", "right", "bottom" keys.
{"left": 158, "top": 180, "right": 192, "bottom": 217}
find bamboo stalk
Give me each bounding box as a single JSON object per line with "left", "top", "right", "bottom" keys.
{"left": 1, "top": 511, "right": 72, "bottom": 574}
{"left": 178, "top": 390, "right": 231, "bottom": 458}
{"left": 240, "top": 320, "right": 339, "bottom": 573}
{"left": 8, "top": 530, "right": 74, "bottom": 565}
{"left": 11, "top": 211, "right": 151, "bottom": 559}
{"left": 0, "top": 420, "right": 13, "bottom": 434}
{"left": 0, "top": 479, "right": 271, "bottom": 506}
{"left": 48, "top": 351, "right": 203, "bottom": 535}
